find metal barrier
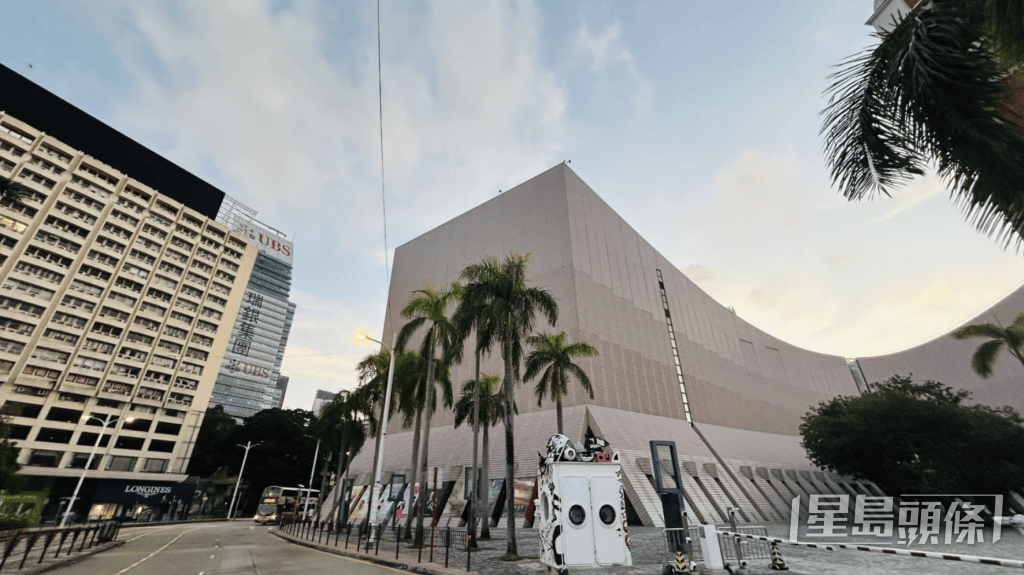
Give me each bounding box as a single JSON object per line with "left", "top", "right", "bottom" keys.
{"left": 664, "top": 526, "right": 703, "bottom": 562}
{"left": 0, "top": 520, "right": 119, "bottom": 572}
{"left": 717, "top": 526, "right": 771, "bottom": 561}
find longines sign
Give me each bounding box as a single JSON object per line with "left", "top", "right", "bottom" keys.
{"left": 93, "top": 480, "right": 195, "bottom": 505}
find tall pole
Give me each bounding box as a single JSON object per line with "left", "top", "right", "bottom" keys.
{"left": 303, "top": 439, "right": 320, "bottom": 520}
{"left": 366, "top": 332, "right": 398, "bottom": 545}
{"left": 228, "top": 441, "right": 260, "bottom": 520}
{"left": 61, "top": 414, "right": 118, "bottom": 528}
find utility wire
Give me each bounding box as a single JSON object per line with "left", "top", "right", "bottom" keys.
{"left": 376, "top": 0, "right": 394, "bottom": 340}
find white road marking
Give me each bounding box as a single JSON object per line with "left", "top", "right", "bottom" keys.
{"left": 112, "top": 527, "right": 199, "bottom": 575}
{"left": 209, "top": 555, "right": 215, "bottom": 558}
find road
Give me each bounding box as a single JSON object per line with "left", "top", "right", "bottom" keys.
{"left": 46, "top": 521, "right": 404, "bottom": 575}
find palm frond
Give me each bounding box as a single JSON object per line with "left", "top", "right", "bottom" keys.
{"left": 951, "top": 323, "right": 1005, "bottom": 341}
{"left": 971, "top": 338, "right": 1005, "bottom": 378}
{"left": 822, "top": 1, "right": 1024, "bottom": 248}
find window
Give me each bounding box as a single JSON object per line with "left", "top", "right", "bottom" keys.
{"left": 102, "top": 222, "right": 131, "bottom": 240}
{"left": 78, "top": 264, "right": 112, "bottom": 281}
{"left": 173, "top": 377, "right": 198, "bottom": 391}
{"left": 0, "top": 401, "right": 43, "bottom": 418}
{"left": 106, "top": 456, "right": 137, "bottom": 471}
{"left": 36, "top": 230, "right": 83, "bottom": 254}
{"left": 30, "top": 347, "right": 70, "bottom": 363}
{"left": 133, "top": 317, "right": 160, "bottom": 332}
{"left": 89, "top": 322, "right": 123, "bottom": 338}
{"left": 121, "top": 263, "right": 149, "bottom": 279}
{"left": 35, "top": 428, "right": 73, "bottom": 444}
{"left": 146, "top": 288, "right": 172, "bottom": 303}
{"left": 154, "top": 422, "right": 181, "bottom": 435}
{"left": 142, "top": 458, "right": 168, "bottom": 472}
{"left": 147, "top": 440, "right": 175, "bottom": 453}
{"left": 141, "top": 223, "right": 167, "bottom": 239}
{"left": 125, "top": 332, "right": 154, "bottom": 346}
{"left": 123, "top": 185, "right": 151, "bottom": 203}
{"left": 109, "top": 291, "right": 139, "bottom": 306}
{"left": 69, "top": 279, "right": 103, "bottom": 296}
{"left": 83, "top": 339, "right": 116, "bottom": 355}
{"left": 129, "top": 249, "right": 156, "bottom": 266}
{"left": 170, "top": 311, "right": 194, "bottom": 325}
{"left": 87, "top": 250, "right": 120, "bottom": 268}
{"left": 114, "top": 278, "right": 143, "bottom": 294}
{"left": 111, "top": 209, "right": 140, "bottom": 227}
{"left": 68, "top": 453, "right": 102, "bottom": 470}
{"left": 114, "top": 436, "right": 144, "bottom": 450}
{"left": 157, "top": 340, "right": 182, "bottom": 354}
{"left": 72, "top": 355, "right": 108, "bottom": 371}
{"left": 98, "top": 306, "right": 130, "bottom": 322}
{"left": 122, "top": 418, "right": 152, "bottom": 432}
{"left": 61, "top": 294, "right": 96, "bottom": 312}
{"left": 77, "top": 432, "right": 111, "bottom": 447}
{"left": 44, "top": 407, "right": 82, "bottom": 423}
{"left": 27, "top": 450, "right": 62, "bottom": 467}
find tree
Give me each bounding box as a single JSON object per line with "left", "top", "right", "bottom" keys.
{"left": 821, "top": 0, "right": 1024, "bottom": 248}
{"left": 396, "top": 283, "right": 462, "bottom": 543}
{"left": 0, "top": 417, "right": 22, "bottom": 493}
{"left": 459, "top": 252, "right": 557, "bottom": 557}
{"left": 224, "top": 408, "right": 319, "bottom": 516}
{"left": 313, "top": 389, "right": 372, "bottom": 523}
{"left": 0, "top": 176, "right": 30, "bottom": 205}
{"left": 800, "top": 375, "right": 1024, "bottom": 496}
{"left": 524, "top": 331, "right": 598, "bottom": 435}
{"left": 950, "top": 312, "right": 1024, "bottom": 378}
{"left": 452, "top": 374, "right": 514, "bottom": 539}
{"left": 400, "top": 354, "right": 453, "bottom": 536}
{"left": 186, "top": 405, "right": 237, "bottom": 477}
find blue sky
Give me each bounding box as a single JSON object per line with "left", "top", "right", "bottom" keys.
{"left": 3, "top": 1, "right": 1023, "bottom": 410}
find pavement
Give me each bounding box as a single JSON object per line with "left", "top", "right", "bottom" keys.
{"left": 276, "top": 520, "right": 1024, "bottom": 575}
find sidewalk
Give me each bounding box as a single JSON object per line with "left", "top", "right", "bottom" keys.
{"left": 274, "top": 524, "right": 797, "bottom": 575}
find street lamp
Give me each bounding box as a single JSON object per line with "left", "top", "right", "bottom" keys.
{"left": 227, "top": 441, "right": 261, "bottom": 520}
{"left": 61, "top": 412, "right": 135, "bottom": 528}
{"left": 354, "top": 329, "right": 398, "bottom": 544}
{"left": 303, "top": 438, "right": 320, "bottom": 520}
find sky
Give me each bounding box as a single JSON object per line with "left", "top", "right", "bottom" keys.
{"left": 2, "top": 1, "right": 1023, "bottom": 411}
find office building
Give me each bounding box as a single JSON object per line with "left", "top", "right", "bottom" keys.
{"left": 0, "top": 65, "right": 255, "bottom": 521}
{"left": 209, "top": 210, "right": 297, "bottom": 420}
{"left": 311, "top": 389, "right": 337, "bottom": 417}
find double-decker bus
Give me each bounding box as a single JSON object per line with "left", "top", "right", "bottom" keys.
{"left": 255, "top": 486, "right": 319, "bottom": 524}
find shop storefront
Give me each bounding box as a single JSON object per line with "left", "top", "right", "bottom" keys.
{"left": 90, "top": 479, "right": 196, "bottom": 522}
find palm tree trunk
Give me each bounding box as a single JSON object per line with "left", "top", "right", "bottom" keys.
{"left": 503, "top": 336, "right": 518, "bottom": 556}
{"left": 415, "top": 338, "right": 437, "bottom": 544}
{"left": 481, "top": 421, "right": 491, "bottom": 539}
{"left": 403, "top": 380, "right": 423, "bottom": 535}
{"left": 469, "top": 347, "right": 481, "bottom": 546}
{"left": 555, "top": 371, "right": 563, "bottom": 435}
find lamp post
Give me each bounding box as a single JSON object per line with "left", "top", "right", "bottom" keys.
{"left": 354, "top": 330, "right": 398, "bottom": 545}
{"left": 303, "top": 438, "right": 320, "bottom": 520}
{"left": 228, "top": 441, "right": 261, "bottom": 520}
{"left": 61, "top": 413, "right": 135, "bottom": 528}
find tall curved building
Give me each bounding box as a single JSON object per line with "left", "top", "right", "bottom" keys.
{"left": 344, "top": 164, "right": 1020, "bottom": 526}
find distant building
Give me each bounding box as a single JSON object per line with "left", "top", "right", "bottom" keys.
{"left": 275, "top": 375, "right": 289, "bottom": 409}
{"left": 311, "top": 389, "right": 337, "bottom": 417}
{"left": 209, "top": 207, "right": 297, "bottom": 420}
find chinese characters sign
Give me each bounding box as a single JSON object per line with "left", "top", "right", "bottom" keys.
{"left": 791, "top": 495, "right": 1002, "bottom": 545}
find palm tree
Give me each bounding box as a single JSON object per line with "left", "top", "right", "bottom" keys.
{"left": 524, "top": 331, "right": 598, "bottom": 435}
{"left": 396, "top": 283, "right": 463, "bottom": 543}
{"left": 401, "top": 355, "right": 453, "bottom": 536}
{"left": 452, "top": 374, "right": 513, "bottom": 539}
{"left": 0, "top": 176, "right": 30, "bottom": 205}
{"left": 951, "top": 312, "right": 1024, "bottom": 378}
{"left": 313, "top": 389, "right": 372, "bottom": 524}
{"left": 459, "top": 252, "right": 557, "bottom": 557}
{"left": 821, "top": 0, "right": 1024, "bottom": 248}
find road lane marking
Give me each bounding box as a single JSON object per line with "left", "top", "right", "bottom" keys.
{"left": 112, "top": 527, "right": 200, "bottom": 575}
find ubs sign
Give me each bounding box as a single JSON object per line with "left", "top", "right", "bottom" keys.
{"left": 243, "top": 222, "right": 293, "bottom": 265}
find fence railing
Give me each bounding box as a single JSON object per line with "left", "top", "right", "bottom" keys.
{"left": 281, "top": 519, "right": 472, "bottom": 571}
{"left": 0, "top": 520, "right": 121, "bottom": 572}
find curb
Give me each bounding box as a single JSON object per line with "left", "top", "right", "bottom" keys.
{"left": 271, "top": 529, "right": 468, "bottom": 575}
{"left": 16, "top": 540, "right": 125, "bottom": 575}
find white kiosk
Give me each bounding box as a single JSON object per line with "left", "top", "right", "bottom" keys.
{"left": 537, "top": 434, "right": 632, "bottom": 573}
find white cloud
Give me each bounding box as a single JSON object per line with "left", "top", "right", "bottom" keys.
{"left": 575, "top": 19, "right": 653, "bottom": 113}
{"left": 870, "top": 175, "right": 946, "bottom": 223}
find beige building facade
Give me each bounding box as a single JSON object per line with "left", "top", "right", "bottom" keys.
{"left": 345, "top": 164, "right": 892, "bottom": 527}
{"left": 0, "top": 66, "right": 256, "bottom": 521}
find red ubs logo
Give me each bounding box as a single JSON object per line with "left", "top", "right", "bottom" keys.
{"left": 248, "top": 229, "right": 292, "bottom": 257}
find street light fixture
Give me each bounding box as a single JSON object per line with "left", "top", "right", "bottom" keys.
{"left": 303, "top": 438, "right": 320, "bottom": 521}
{"left": 354, "top": 329, "right": 398, "bottom": 545}
{"left": 228, "top": 441, "right": 261, "bottom": 520}
{"left": 61, "top": 413, "right": 136, "bottom": 528}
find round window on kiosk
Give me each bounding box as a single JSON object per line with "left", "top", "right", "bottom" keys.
{"left": 539, "top": 492, "right": 550, "bottom": 524}
{"left": 568, "top": 504, "right": 586, "bottom": 526}
{"left": 599, "top": 504, "right": 616, "bottom": 526}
